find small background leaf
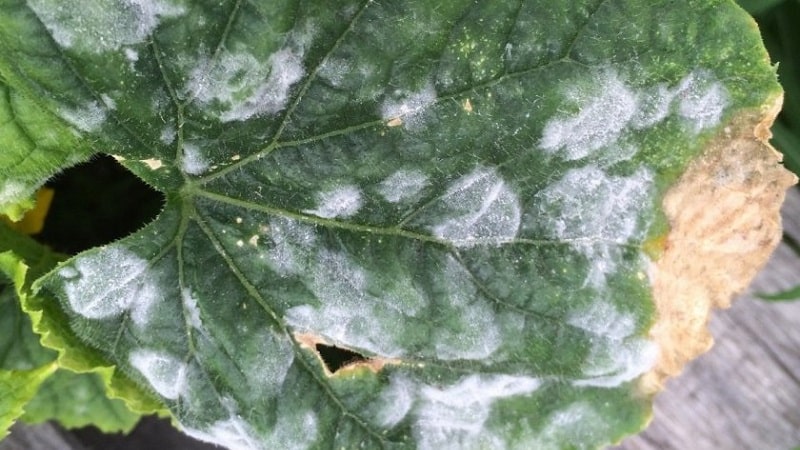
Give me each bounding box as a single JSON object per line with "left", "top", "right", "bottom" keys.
{"left": 0, "top": 225, "right": 142, "bottom": 433}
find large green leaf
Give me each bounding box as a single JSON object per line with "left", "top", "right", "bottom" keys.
{"left": 0, "top": 1, "right": 789, "bottom": 448}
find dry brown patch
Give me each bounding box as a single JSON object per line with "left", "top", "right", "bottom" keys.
{"left": 641, "top": 94, "right": 797, "bottom": 394}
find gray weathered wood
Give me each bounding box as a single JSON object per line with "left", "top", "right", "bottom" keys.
{"left": 616, "top": 187, "right": 800, "bottom": 450}
{"left": 0, "top": 422, "right": 87, "bottom": 450}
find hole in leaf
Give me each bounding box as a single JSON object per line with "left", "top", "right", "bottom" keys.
{"left": 37, "top": 154, "right": 164, "bottom": 254}
{"left": 314, "top": 343, "right": 368, "bottom": 373}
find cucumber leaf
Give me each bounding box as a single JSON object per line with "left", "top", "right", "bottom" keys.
{"left": 0, "top": 1, "right": 788, "bottom": 448}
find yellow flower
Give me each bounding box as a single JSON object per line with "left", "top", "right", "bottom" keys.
{"left": 1, "top": 188, "right": 54, "bottom": 235}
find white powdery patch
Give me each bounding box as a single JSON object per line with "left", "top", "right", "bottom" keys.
{"left": 182, "top": 416, "right": 264, "bottom": 450}
{"left": 58, "top": 100, "right": 107, "bottom": 132}
{"left": 377, "top": 169, "right": 429, "bottom": 203}
{"left": 181, "top": 142, "right": 209, "bottom": 175}
{"left": 541, "top": 68, "right": 729, "bottom": 160}
{"left": 540, "top": 71, "right": 639, "bottom": 160}
{"left": 180, "top": 288, "right": 204, "bottom": 331}
{"left": 414, "top": 374, "right": 541, "bottom": 450}
{"left": 183, "top": 410, "right": 317, "bottom": 450}
{"left": 372, "top": 376, "right": 416, "bottom": 428}
{"left": 187, "top": 46, "right": 305, "bottom": 122}
{"left": 630, "top": 84, "right": 673, "bottom": 129}
{"left": 239, "top": 330, "right": 295, "bottom": 397}
{"left": 573, "top": 337, "right": 658, "bottom": 388}
{"left": 264, "top": 217, "right": 317, "bottom": 277}
{"left": 124, "top": 47, "right": 139, "bottom": 62}
{"left": 380, "top": 81, "right": 437, "bottom": 127}
{"left": 426, "top": 166, "right": 521, "bottom": 247}
{"left": 28, "top": 0, "right": 184, "bottom": 53}
{"left": 100, "top": 94, "right": 117, "bottom": 110}
{"left": 160, "top": 125, "right": 176, "bottom": 144}
{"left": 568, "top": 301, "right": 658, "bottom": 387}
{"left": 432, "top": 255, "right": 502, "bottom": 360}
{"left": 0, "top": 181, "right": 26, "bottom": 206}
{"left": 525, "top": 402, "right": 609, "bottom": 449}
{"left": 285, "top": 250, "right": 407, "bottom": 357}
{"left": 533, "top": 166, "right": 653, "bottom": 287}
{"left": 675, "top": 70, "right": 729, "bottom": 133}
{"left": 58, "top": 245, "right": 161, "bottom": 326}
{"left": 317, "top": 57, "right": 350, "bottom": 87}
{"left": 302, "top": 185, "right": 363, "bottom": 219}
{"left": 129, "top": 349, "right": 188, "bottom": 400}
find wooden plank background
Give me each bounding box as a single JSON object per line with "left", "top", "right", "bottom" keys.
{"left": 3, "top": 190, "right": 800, "bottom": 450}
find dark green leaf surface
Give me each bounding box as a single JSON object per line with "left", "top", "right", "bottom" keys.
{"left": 0, "top": 1, "right": 781, "bottom": 448}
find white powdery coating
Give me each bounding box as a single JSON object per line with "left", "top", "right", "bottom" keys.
{"left": 302, "top": 185, "right": 363, "bottom": 219}
{"left": 541, "top": 69, "right": 729, "bottom": 160}
{"left": 380, "top": 82, "right": 437, "bottom": 126}
{"left": 428, "top": 166, "right": 521, "bottom": 247}
{"left": 182, "top": 416, "right": 264, "bottom": 450}
{"left": 58, "top": 246, "right": 160, "bottom": 326}
{"left": 58, "top": 100, "right": 107, "bottom": 132}
{"left": 377, "top": 169, "right": 429, "bottom": 203}
{"left": 240, "top": 330, "right": 295, "bottom": 397}
{"left": 285, "top": 250, "right": 407, "bottom": 357}
{"left": 317, "top": 57, "right": 350, "bottom": 87}
{"left": 568, "top": 300, "right": 635, "bottom": 340}
{"left": 28, "top": 0, "right": 184, "bottom": 53}
{"left": 184, "top": 411, "right": 317, "bottom": 450}
{"left": 129, "top": 349, "right": 188, "bottom": 400}
{"left": 573, "top": 337, "right": 659, "bottom": 388}
{"left": 187, "top": 47, "right": 305, "bottom": 122}
{"left": 540, "top": 72, "right": 639, "bottom": 160}
{"left": 264, "top": 217, "right": 317, "bottom": 277}
{"left": 433, "top": 255, "right": 502, "bottom": 360}
{"left": 630, "top": 84, "right": 673, "bottom": 129}
{"left": 160, "top": 125, "right": 176, "bottom": 144}
{"left": 414, "top": 374, "right": 541, "bottom": 450}
{"left": 534, "top": 166, "right": 653, "bottom": 240}
{"left": 524, "top": 402, "right": 609, "bottom": 449}
{"left": 181, "top": 288, "right": 204, "bottom": 331}
{"left": 534, "top": 166, "right": 653, "bottom": 286}
{"left": 124, "top": 47, "right": 139, "bottom": 62}
{"left": 568, "top": 301, "right": 658, "bottom": 387}
{"left": 0, "top": 181, "right": 26, "bottom": 206}
{"left": 181, "top": 142, "right": 209, "bottom": 175}
{"left": 100, "top": 94, "right": 117, "bottom": 110}
{"left": 676, "top": 70, "right": 729, "bottom": 132}
{"left": 373, "top": 376, "right": 416, "bottom": 428}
